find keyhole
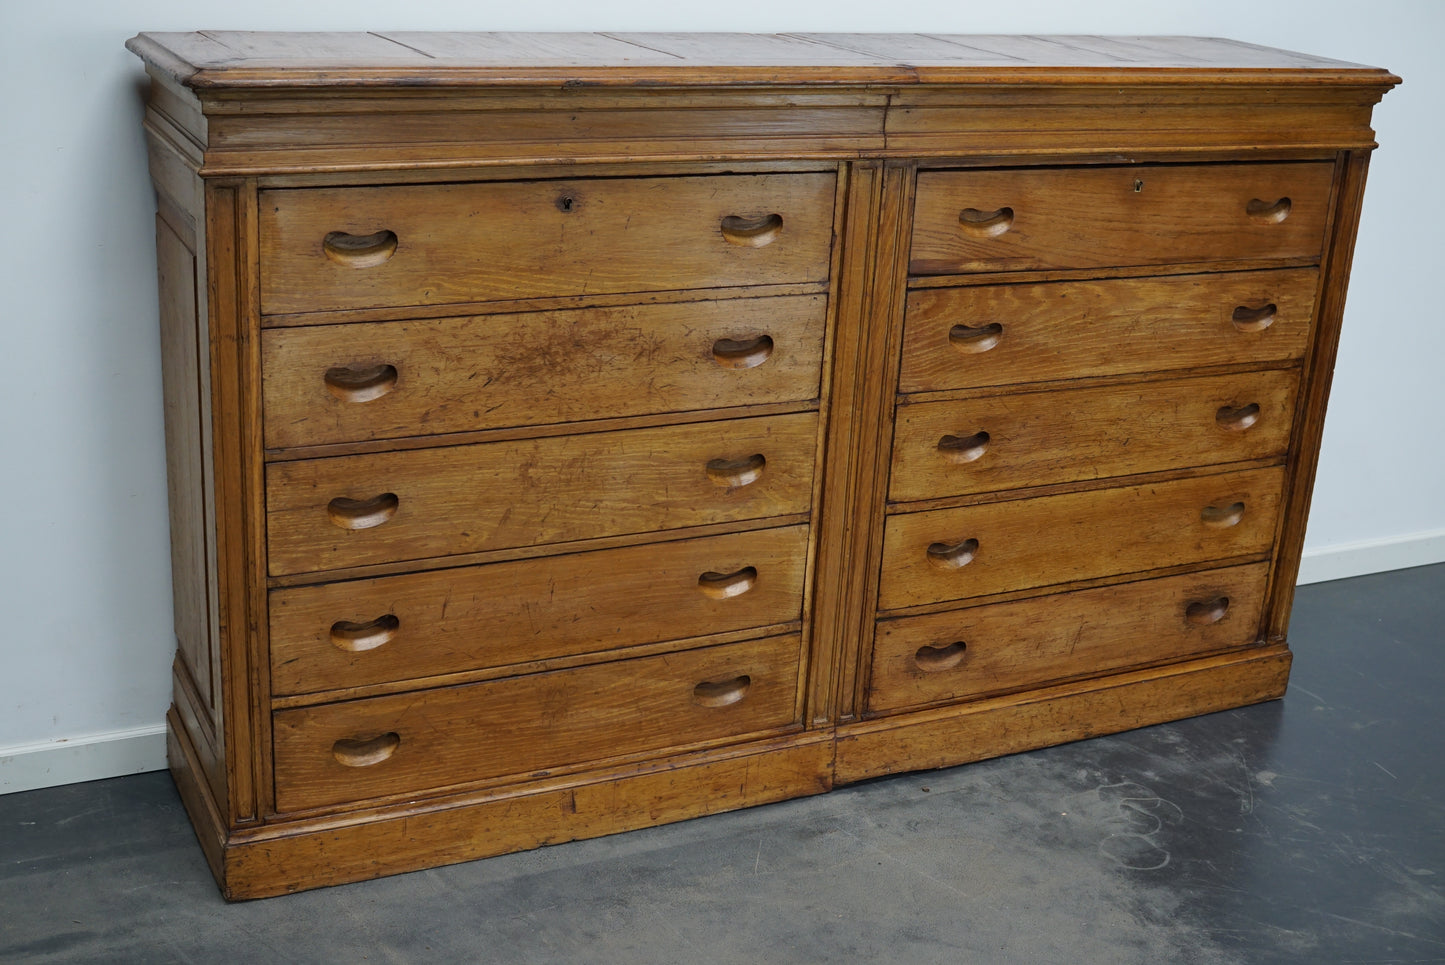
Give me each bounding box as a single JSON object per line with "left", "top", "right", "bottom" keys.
{"left": 557, "top": 195, "right": 576, "bottom": 213}
{"left": 1134, "top": 179, "right": 1144, "bottom": 193}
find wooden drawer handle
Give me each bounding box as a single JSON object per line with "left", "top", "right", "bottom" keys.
{"left": 1246, "top": 197, "right": 1292, "bottom": 224}
{"left": 332, "top": 732, "right": 400, "bottom": 768}
{"left": 1185, "top": 596, "right": 1231, "bottom": 626}
{"left": 958, "top": 206, "right": 1014, "bottom": 237}
{"left": 914, "top": 640, "right": 967, "bottom": 673}
{"left": 693, "top": 674, "right": 752, "bottom": 708}
{"left": 927, "top": 538, "right": 979, "bottom": 569}
{"left": 949, "top": 322, "right": 1003, "bottom": 354}
{"left": 697, "top": 566, "right": 758, "bottom": 600}
{"left": 1231, "top": 303, "right": 1277, "bottom": 333}
{"left": 1201, "top": 501, "right": 1246, "bottom": 528}
{"left": 712, "top": 334, "right": 774, "bottom": 369}
{"left": 937, "top": 430, "right": 990, "bottom": 464}
{"left": 322, "top": 229, "right": 398, "bottom": 268}
{"left": 327, "top": 493, "right": 399, "bottom": 530}
{"left": 720, "top": 214, "right": 783, "bottom": 247}
{"left": 324, "top": 363, "right": 398, "bottom": 403}
{"left": 706, "top": 454, "right": 766, "bottom": 488}
{"left": 1216, "top": 403, "right": 1262, "bottom": 432}
{"left": 330, "top": 614, "right": 400, "bottom": 653}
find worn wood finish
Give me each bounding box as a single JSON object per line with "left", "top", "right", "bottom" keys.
{"left": 889, "top": 370, "right": 1298, "bottom": 502}
{"left": 911, "top": 163, "right": 1335, "bottom": 275}
{"left": 261, "top": 294, "right": 826, "bottom": 449}
{"left": 265, "top": 411, "right": 818, "bottom": 576}
{"left": 131, "top": 32, "right": 1393, "bottom": 898}
{"left": 272, "top": 633, "right": 803, "bottom": 812}
{"left": 899, "top": 269, "right": 1319, "bottom": 394}
{"left": 269, "top": 525, "right": 808, "bottom": 696}
{"left": 867, "top": 562, "right": 1270, "bottom": 714}
{"left": 879, "top": 466, "right": 1285, "bottom": 611}
{"left": 259, "top": 174, "right": 836, "bottom": 314}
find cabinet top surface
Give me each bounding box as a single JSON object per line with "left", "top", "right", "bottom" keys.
{"left": 127, "top": 31, "right": 1396, "bottom": 90}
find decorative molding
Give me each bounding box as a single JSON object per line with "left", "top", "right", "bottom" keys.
{"left": 0, "top": 725, "right": 167, "bottom": 795}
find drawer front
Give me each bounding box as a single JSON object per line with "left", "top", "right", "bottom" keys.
{"left": 889, "top": 370, "right": 1298, "bottom": 503}
{"left": 269, "top": 525, "right": 810, "bottom": 695}
{"left": 878, "top": 466, "right": 1284, "bottom": 611}
{"left": 899, "top": 269, "right": 1318, "bottom": 394}
{"left": 272, "top": 634, "right": 802, "bottom": 812}
{"left": 262, "top": 295, "right": 827, "bottom": 449}
{"left": 266, "top": 412, "right": 818, "bottom": 576}
{"left": 910, "top": 163, "right": 1333, "bottom": 275}
{"left": 260, "top": 173, "right": 837, "bottom": 315}
{"left": 867, "top": 563, "right": 1269, "bottom": 714}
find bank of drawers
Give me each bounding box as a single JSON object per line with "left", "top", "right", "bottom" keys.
{"left": 261, "top": 171, "right": 835, "bottom": 811}
{"left": 866, "top": 161, "right": 1325, "bottom": 715}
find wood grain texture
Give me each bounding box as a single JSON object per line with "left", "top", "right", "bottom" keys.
{"left": 836, "top": 646, "right": 1292, "bottom": 783}
{"left": 889, "top": 370, "right": 1299, "bottom": 502}
{"left": 911, "top": 163, "right": 1334, "bottom": 275}
{"left": 867, "top": 562, "right": 1269, "bottom": 714}
{"left": 878, "top": 466, "right": 1285, "bottom": 611}
{"left": 261, "top": 294, "right": 825, "bottom": 449}
{"left": 269, "top": 525, "right": 808, "bottom": 696}
{"left": 259, "top": 173, "right": 836, "bottom": 314}
{"left": 265, "top": 412, "right": 817, "bottom": 576}
{"left": 272, "top": 634, "right": 803, "bottom": 811}
{"left": 899, "top": 269, "right": 1318, "bottom": 394}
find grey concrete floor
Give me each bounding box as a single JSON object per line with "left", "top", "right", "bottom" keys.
{"left": 2, "top": 564, "right": 1442, "bottom": 964}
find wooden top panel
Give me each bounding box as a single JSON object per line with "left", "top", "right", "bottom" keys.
{"left": 127, "top": 31, "right": 1396, "bottom": 89}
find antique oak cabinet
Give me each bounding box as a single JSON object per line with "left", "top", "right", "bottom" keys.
{"left": 126, "top": 31, "right": 1396, "bottom": 898}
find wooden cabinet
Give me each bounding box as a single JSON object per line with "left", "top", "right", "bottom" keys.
{"left": 127, "top": 31, "right": 1397, "bottom": 899}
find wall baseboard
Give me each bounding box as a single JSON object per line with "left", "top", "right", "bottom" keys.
{"left": 2, "top": 530, "right": 1441, "bottom": 797}
{"left": 1297, "top": 527, "right": 1445, "bottom": 585}
{"left": 0, "top": 725, "right": 167, "bottom": 795}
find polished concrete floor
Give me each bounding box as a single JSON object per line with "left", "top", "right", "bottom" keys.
{"left": 2, "top": 564, "right": 1442, "bottom": 964}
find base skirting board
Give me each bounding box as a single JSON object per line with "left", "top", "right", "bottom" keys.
{"left": 0, "top": 725, "right": 167, "bottom": 795}
{"left": 3, "top": 530, "right": 1441, "bottom": 797}
{"left": 1296, "top": 527, "right": 1445, "bottom": 585}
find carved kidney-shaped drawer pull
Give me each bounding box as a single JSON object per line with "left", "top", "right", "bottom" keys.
{"left": 322, "top": 229, "right": 398, "bottom": 268}
{"left": 1185, "top": 596, "right": 1231, "bottom": 626}
{"left": 692, "top": 674, "right": 751, "bottom": 708}
{"left": 327, "top": 493, "right": 399, "bottom": 530}
{"left": 697, "top": 566, "right": 758, "bottom": 600}
{"left": 329, "top": 614, "right": 400, "bottom": 652}
{"left": 1245, "top": 197, "right": 1292, "bottom": 224}
{"left": 332, "top": 732, "right": 400, "bottom": 767}
{"left": 720, "top": 214, "right": 783, "bottom": 247}
{"left": 1216, "top": 403, "right": 1262, "bottom": 432}
{"left": 325, "top": 363, "right": 398, "bottom": 403}
{"left": 937, "top": 431, "right": 991, "bottom": 464}
{"left": 705, "top": 454, "right": 766, "bottom": 488}
{"left": 711, "top": 334, "right": 774, "bottom": 369}
{"left": 914, "top": 640, "right": 967, "bottom": 673}
{"left": 958, "top": 206, "right": 1015, "bottom": 237}
{"left": 1231, "top": 303, "right": 1277, "bottom": 333}
{"left": 927, "top": 538, "right": 979, "bottom": 570}
{"left": 948, "top": 322, "right": 1003, "bottom": 354}
{"left": 1200, "top": 501, "right": 1246, "bottom": 529}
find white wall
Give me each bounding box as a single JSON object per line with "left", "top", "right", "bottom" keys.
{"left": 1, "top": 0, "right": 1439, "bottom": 793}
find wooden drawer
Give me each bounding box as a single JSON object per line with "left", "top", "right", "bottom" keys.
{"left": 269, "top": 525, "right": 809, "bottom": 696}
{"left": 261, "top": 294, "right": 827, "bottom": 450}
{"left": 272, "top": 633, "right": 803, "bottom": 812}
{"left": 899, "top": 269, "right": 1318, "bottom": 394}
{"left": 878, "top": 465, "right": 1284, "bottom": 611}
{"left": 259, "top": 173, "right": 837, "bottom": 315}
{"left": 867, "top": 563, "right": 1269, "bottom": 714}
{"left": 889, "top": 370, "right": 1298, "bottom": 503}
{"left": 910, "top": 163, "right": 1333, "bottom": 275}
{"left": 265, "top": 411, "right": 818, "bottom": 576}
